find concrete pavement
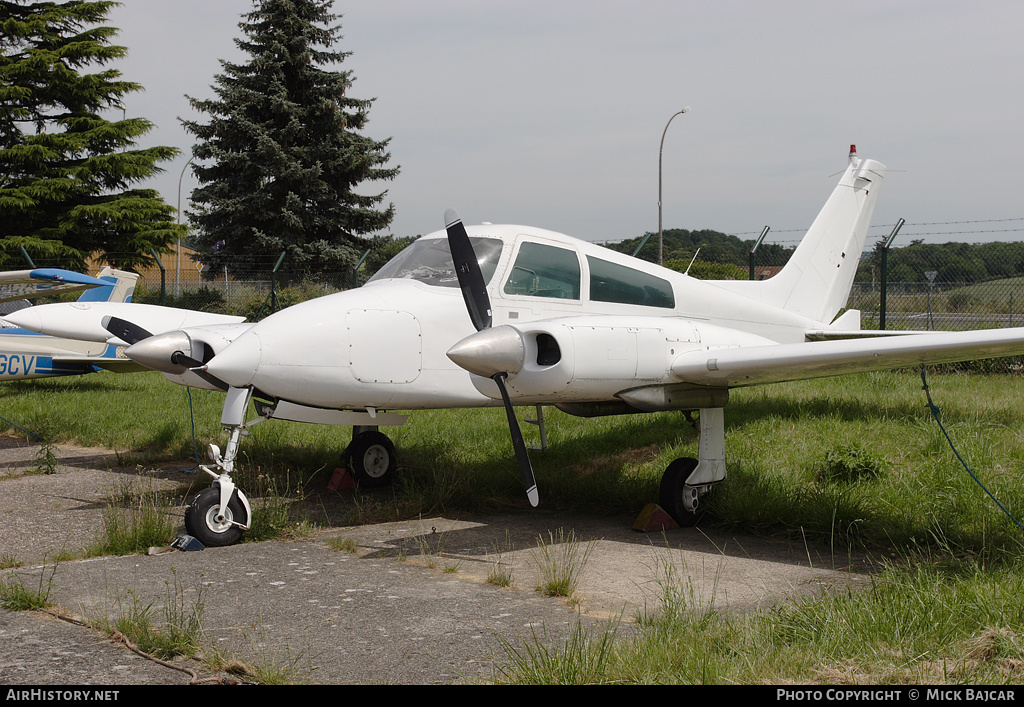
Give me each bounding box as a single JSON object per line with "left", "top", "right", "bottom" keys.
{"left": 0, "top": 436, "right": 871, "bottom": 684}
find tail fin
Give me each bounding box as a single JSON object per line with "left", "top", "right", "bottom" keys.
{"left": 717, "top": 149, "right": 886, "bottom": 324}
{"left": 76, "top": 267, "right": 139, "bottom": 304}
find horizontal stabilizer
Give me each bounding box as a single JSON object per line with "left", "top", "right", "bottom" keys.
{"left": 0, "top": 268, "right": 110, "bottom": 304}
{"left": 804, "top": 329, "right": 926, "bottom": 341}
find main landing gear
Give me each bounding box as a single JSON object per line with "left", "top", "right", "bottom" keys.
{"left": 657, "top": 407, "right": 727, "bottom": 527}
{"left": 342, "top": 426, "right": 397, "bottom": 488}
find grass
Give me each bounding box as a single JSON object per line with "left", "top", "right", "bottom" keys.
{"left": 7, "top": 368, "right": 1024, "bottom": 682}
{"left": 487, "top": 531, "right": 516, "bottom": 587}
{"left": 0, "top": 562, "right": 58, "bottom": 611}
{"left": 493, "top": 556, "right": 1024, "bottom": 684}
{"left": 7, "top": 368, "right": 1024, "bottom": 555}
{"left": 94, "top": 569, "right": 206, "bottom": 660}
{"left": 530, "top": 529, "right": 595, "bottom": 600}
{"left": 89, "top": 478, "right": 183, "bottom": 557}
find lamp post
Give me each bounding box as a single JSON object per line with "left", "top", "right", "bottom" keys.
{"left": 659, "top": 107, "right": 690, "bottom": 265}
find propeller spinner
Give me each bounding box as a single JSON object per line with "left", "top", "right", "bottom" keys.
{"left": 444, "top": 209, "right": 539, "bottom": 507}
{"left": 103, "top": 316, "right": 229, "bottom": 391}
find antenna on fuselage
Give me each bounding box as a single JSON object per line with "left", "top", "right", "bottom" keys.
{"left": 683, "top": 248, "right": 701, "bottom": 275}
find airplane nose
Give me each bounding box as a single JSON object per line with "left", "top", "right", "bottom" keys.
{"left": 3, "top": 308, "right": 41, "bottom": 332}
{"left": 204, "top": 329, "right": 262, "bottom": 388}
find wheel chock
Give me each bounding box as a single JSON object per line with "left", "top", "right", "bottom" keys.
{"left": 328, "top": 467, "right": 356, "bottom": 491}
{"left": 170, "top": 534, "right": 205, "bottom": 551}
{"left": 632, "top": 503, "right": 679, "bottom": 532}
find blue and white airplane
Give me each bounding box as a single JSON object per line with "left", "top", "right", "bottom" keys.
{"left": 0, "top": 266, "right": 144, "bottom": 380}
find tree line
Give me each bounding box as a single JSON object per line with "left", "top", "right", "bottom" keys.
{"left": 0, "top": 0, "right": 397, "bottom": 281}
{"left": 860, "top": 239, "right": 1024, "bottom": 284}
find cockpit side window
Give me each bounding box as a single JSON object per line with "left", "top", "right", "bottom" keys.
{"left": 367, "top": 237, "right": 503, "bottom": 288}
{"left": 503, "top": 242, "right": 581, "bottom": 300}
{"left": 587, "top": 256, "right": 675, "bottom": 308}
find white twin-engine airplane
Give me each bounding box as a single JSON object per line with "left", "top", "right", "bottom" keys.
{"left": 14, "top": 147, "right": 1024, "bottom": 547}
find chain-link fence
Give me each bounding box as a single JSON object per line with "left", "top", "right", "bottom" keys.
{"left": 10, "top": 231, "right": 1024, "bottom": 370}
{"left": 714, "top": 229, "right": 1024, "bottom": 373}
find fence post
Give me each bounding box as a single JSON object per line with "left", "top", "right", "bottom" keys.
{"left": 879, "top": 218, "right": 904, "bottom": 330}
{"left": 352, "top": 249, "right": 371, "bottom": 289}
{"left": 748, "top": 226, "right": 769, "bottom": 280}
{"left": 271, "top": 251, "right": 286, "bottom": 312}
{"left": 18, "top": 246, "right": 35, "bottom": 268}
{"left": 150, "top": 249, "right": 165, "bottom": 306}
{"left": 631, "top": 234, "right": 652, "bottom": 258}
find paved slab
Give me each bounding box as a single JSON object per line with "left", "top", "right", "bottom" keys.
{"left": 0, "top": 437, "right": 872, "bottom": 685}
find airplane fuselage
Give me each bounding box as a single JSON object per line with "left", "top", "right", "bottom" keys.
{"left": 0, "top": 328, "right": 119, "bottom": 380}
{"left": 203, "top": 225, "right": 827, "bottom": 412}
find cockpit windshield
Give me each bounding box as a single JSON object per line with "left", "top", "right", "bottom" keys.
{"left": 367, "top": 237, "right": 503, "bottom": 287}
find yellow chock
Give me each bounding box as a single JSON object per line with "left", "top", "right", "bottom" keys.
{"left": 632, "top": 503, "right": 679, "bottom": 532}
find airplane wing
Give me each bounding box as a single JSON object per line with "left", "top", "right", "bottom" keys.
{"left": 670, "top": 327, "right": 1024, "bottom": 388}
{"left": 0, "top": 269, "right": 111, "bottom": 304}
{"left": 43, "top": 355, "right": 149, "bottom": 375}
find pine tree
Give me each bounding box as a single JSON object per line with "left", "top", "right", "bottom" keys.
{"left": 0, "top": 0, "right": 184, "bottom": 270}
{"left": 183, "top": 0, "right": 400, "bottom": 281}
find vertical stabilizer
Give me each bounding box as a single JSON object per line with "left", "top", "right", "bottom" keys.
{"left": 77, "top": 267, "right": 139, "bottom": 304}
{"left": 725, "top": 149, "right": 885, "bottom": 325}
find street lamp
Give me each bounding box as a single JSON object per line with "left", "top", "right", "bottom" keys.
{"left": 659, "top": 106, "right": 690, "bottom": 265}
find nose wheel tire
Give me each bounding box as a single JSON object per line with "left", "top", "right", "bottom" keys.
{"left": 346, "top": 431, "right": 396, "bottom": 488}
{"left": 184, "top": 486, "right": 246, "bottom": 547}
{"left": 658, "top": 457, "right": 707, "bottom": 527}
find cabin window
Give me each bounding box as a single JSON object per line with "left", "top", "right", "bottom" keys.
{"left": 503, "top": 242, "right": 581, "bottom": 300}
{"left": 367, "top": 237, "right": 503, "bottom": 288}
{"left": 587, "top": 256, "right": 675, "bottom": 308}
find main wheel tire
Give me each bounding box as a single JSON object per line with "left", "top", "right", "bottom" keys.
{"left": 658, "top": 457, "right": 706, "bottom": 527}
{"left": 184, "top": 486, "right": 246, "bottom": 547}
{"left": 346, "top": 431, "right": 396, "bottom": 488}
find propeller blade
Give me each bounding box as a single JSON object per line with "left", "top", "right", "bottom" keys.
{"left": 190, "top": 367, "right": 230, "bottom": 392}
{"left": 492, "top": 372, "right": 539, "bottom": 507}
{"left": 445, "top": 209, "right": 491, "bottom": 331}
{"left": 102, "top": 316, "right": 153, "bottom": 345}
{"left": 445, "top": 209, "right": 538, "bottom": 506}
{"left": 168, "top": 351, "right": 230, "bottom": 392}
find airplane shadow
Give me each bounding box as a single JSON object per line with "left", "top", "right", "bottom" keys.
{"left": 347, "top": 509, "right": 876, "bottom": 577}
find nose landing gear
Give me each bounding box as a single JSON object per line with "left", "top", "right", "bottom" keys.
{"left": 184, "top": 386, "right": 256, "bottom": 547}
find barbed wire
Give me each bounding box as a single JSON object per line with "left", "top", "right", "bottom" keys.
{"left": 723, "top": 217, "right": 1024, "bottom": 243}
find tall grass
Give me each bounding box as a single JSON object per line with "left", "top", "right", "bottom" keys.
{"left": 5, "top": 369, "right": 1024, "bottom": 558}
{"left": 91, "top": 479, "right": 182, "bottom": 556}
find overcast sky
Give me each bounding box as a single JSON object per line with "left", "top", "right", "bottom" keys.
{"left": 106, "top": 0, "right": 1024, "bottom": 249}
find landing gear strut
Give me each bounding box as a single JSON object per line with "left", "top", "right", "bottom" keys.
{"left": 659, "top": 407, "right": 727, "bottom": 526}
{"left": 185, "top": 386, "right": 255, "bottom": 547}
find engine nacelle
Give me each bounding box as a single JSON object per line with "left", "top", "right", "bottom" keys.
{"left": 124, "top": 323, "right": 253, "bottom": 375}
{"left": 448, "top": 316, "right": 773, "bottom": 404}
